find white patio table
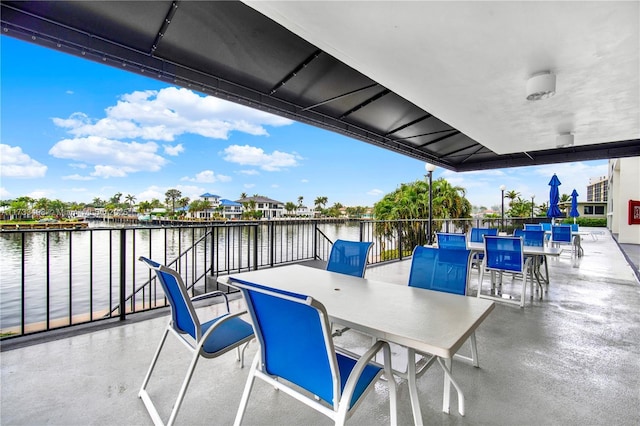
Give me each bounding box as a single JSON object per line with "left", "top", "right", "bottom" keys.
{"left": 219, "top": 264, "right": 495, "bottom": 426}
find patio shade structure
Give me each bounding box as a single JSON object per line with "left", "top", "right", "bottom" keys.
{"left": 569, "top": 189, "right": 580, "bottom": 223}
{"left": 1, "top": 1, "right": 638, "bottom": 172}
{"left": 547, "top": 174, "right": 563, "bottom": 222}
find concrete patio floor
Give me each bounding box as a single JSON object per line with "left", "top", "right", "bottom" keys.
{"left": 2, "top": 229, "right": 639, "bottom": 425}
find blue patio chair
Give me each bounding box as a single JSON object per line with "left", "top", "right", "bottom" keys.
{"left": 326, "top": 239, "right": 373, "bottom": 278}
{"left": 403, "top": 246, "right": 478, "bottom": 415}
{"left": 521, "top": 230, "right": 547, "bottom": 294}
{"left": 436, "top": 232, "right": 467, "bottom": 250}
{"left": 570, "top": 223, "right": 579, "bottom": 232}
{"left": 327, "top": 240, "right": 373, "bottom": 337}
{"left": 231, "top": 280, "right": 397, "bottom": 425}
{"left": 551, "top": 225, "right": 574, "bottom": 256}
{"left": 540, "top": 222, "right": 552, "bottom": 232}
{"left": 469, "top": 227, "right": 498, "bottom": 268}
{"left": 138, "top": 257, "right": 254, "bottom": 426}
{"left": 524, "top": 224, "right": 543, "bottom": 231}
{"left": 478, "top": 236, "right": 529, "bottom": 308}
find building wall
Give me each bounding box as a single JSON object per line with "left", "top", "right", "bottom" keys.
{"left": 608, "top": 157, "right": 640, "bottom": 244}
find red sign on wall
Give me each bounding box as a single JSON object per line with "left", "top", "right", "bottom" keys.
{"left": 629, "top": 200, "right": 640, "bottom": 225}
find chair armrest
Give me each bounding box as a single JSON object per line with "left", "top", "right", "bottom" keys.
{"left": 340, "top": 340, "right": 392, "bottom": 404}
{"left": 191, "top": 290, "right": 230, "bottom": 313}
{"left": 196, "top": 309, "right": 251, "bottom": 347}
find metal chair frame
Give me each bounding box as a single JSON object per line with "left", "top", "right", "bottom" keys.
{"left": 138, "top": 256, "right": 254, "bottom": 426}
{"left": 478, "top": 236, "right": 532, "bottom": 308}
{"left": 232, "top": 280, "right": 397, "bottom": 426}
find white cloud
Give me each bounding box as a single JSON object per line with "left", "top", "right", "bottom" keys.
{"left": 271, "top": 184, "right": 279, "bottom": 188}
{"left": 300, "top": 179, "right": 309, "bottom": 183}
{"left": 49, "top": 136, "right": 167, "bottom": 178}
{"left": 238, "top": 169, "right": 260, "bottom": 175}
{"left": 27, "top": 190, "right": 52, "bottom": 199}
{"left": 137, "top": 186, "right": 166, "bottom": 202}
{"left": 52, "top": 87, "right": 293, "bottom": 142}
{"left": 0, "top": 144, "right": 48, "bottom": 178}
{"left": 222, "top": 144, "right": 301, "bottom": 171}
{"left": 62, "top": 174, "right": 96, "bottom": 181}
{"left": 163, "top": 143, "right": 184, "bottom": 156}
{"left": 0, "top": 187, "right": 10, "bottom": 197}
{"left": 367, "top": 189, "right": 384, "bottom": 196}
{"left": 66, "top": 90, "right": 74, "bottom": 95}
{"left": 243, "top": 183, "right": 256, "bottom": 189}
{"left": 181, "top": 170, "right": 232, "bottom": 183}
{"left": 69, "top": 163, "right": 88, "bottom": 169}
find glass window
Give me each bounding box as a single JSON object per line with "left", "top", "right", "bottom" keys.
{"left": 584, "top": 205, "right": 594, "bottom": 215}
{"left": 595, "top": 206, "right": 605, "bottom": 215}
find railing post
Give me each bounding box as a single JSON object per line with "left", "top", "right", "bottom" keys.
{"left": 269, "top": 221, "right": 275, "bottom": 267}
{"left": 119, "top": 228, "right": 126, "bottom": 321}
{"left": 398, "top": 220, "right": 403, "bottom": 261}
{"left": 313, "top": 221, "right": 318, "bottom": 260}
{"left": 253, "top": 224, "right": 259, "bottom": 270}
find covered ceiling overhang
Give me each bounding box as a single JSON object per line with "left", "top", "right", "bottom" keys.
{"left": 1, "top": 1, "right": 638, "bottom": 172}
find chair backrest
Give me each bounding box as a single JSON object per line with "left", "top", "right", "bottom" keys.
{"left": 232, "top": 280, "right": 339, "bottom": 407}
{"left": 139, "top": 256, "right": 199, "bottom": 340}
{"left": 540, "top": 222, "right": 552, "bottom": 232}
{"left": 326, "top": 239, "right": 373, "bottom": 278}
{"left": 552, "top": 225, "right": 572, "bottom": 243}
{"left": 513, "top": 229, "right": 525, "bottom": 237}
{"left": 570, "top": 223, "right": 579, "bottom": 232}
{"left": 470, "top": 227, "right": 498, "bottom": 243}
{"left": 408, "top": 246, "right": 471, "bottom": 295}
{"left": 436, "top": 232, "right": 467, "bottom": 250}
{"left": 522, "top": 230, "right": 545, "bottom": 247}
{"left": 483, "top": 236, "right": 524, "bottom": 274}
{"left": 524, "top": 224, "right": 543, "bottom": 231}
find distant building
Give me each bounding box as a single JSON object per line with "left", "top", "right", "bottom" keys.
{"left": 559, "top": 200, "right": 607, "bottom": 219}
{"left": 190, "top": 193, "right": 221, "bottom": 219}
{"left": 236, "top": 196, "right": 285, "bottom": 219}
{"left": 295, "top": 205, "right": 315, "bottom": 218}
{"left": 586, "top": 175, "right": 608, "bottom": 202}
{"left": 219, "top": 199, "right": 243, "bottom": 220}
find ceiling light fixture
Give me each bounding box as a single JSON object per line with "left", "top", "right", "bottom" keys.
{"left": 526, "top": 71, "right": 556, "bottom": 101}
{"left": 556, "top": 132, "right": 574, "bottom": 148}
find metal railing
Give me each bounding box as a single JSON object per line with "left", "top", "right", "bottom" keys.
{"left": 1, "top": 217, "right": 530, "bottom": 339}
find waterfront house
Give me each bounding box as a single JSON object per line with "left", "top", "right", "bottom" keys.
{"left": 236, "top": 196, "right": 285, "bottom": 219}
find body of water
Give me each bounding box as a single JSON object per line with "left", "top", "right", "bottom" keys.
{"left": 0, "top": 221, "right": 361, "bottom": 332}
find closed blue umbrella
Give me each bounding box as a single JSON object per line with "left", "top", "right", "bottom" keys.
{"left": 546, "top": 174, "right": 562, "bottom": 222}
{"left": 569, "top": 189, "right": 580, "bottom": 223}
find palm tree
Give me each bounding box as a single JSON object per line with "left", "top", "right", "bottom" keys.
{"left": 165, "top": 189, "right": 182, "bottom": 214}
{"left": 505, "top": 190, "right": 520, "bottom": 208}
{"left": 314, "top": 196, "right": 328, "bottom": 211}
{"left": 92, "top": 197, "right": 103, "bottom": 208}
{"left": 138, "top": 201, "right": 151, "bottom": 214}
{"left": 240, "top": 192, "right": 247, "bottom": 199}
{"left": 110, "top": 192, "right": 123, "bottom": 205}
{"left": 559, "top": 193, "right": 571, "bottom": 214}
{"left": 373, "top": 178, "right": 471, "bottom": 248}
{"left": 284, "top": 202, "right": 296, "bottom": 216}
{"left": 125, "top": 194, "right": 136, "bottom": 213}
{"left": 297, "top": 196, "right": 304, "bottom": 207}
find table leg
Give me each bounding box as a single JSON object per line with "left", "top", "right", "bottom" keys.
{"left": 443, "top": 357, "right": 451, "bottom": 414}
{"left": 439, "top": 357, "right": 465, "bottom": 416}
{"left": 407, "top": 348, "right": 424, "bottom": 426}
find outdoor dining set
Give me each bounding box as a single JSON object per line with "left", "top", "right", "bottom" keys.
{"left": 136, "top": 225, "right": 580, "bottom": 425}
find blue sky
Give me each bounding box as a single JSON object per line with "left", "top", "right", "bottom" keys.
{"left": 1, "top": 37, "right": 607, "bottom": 209}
